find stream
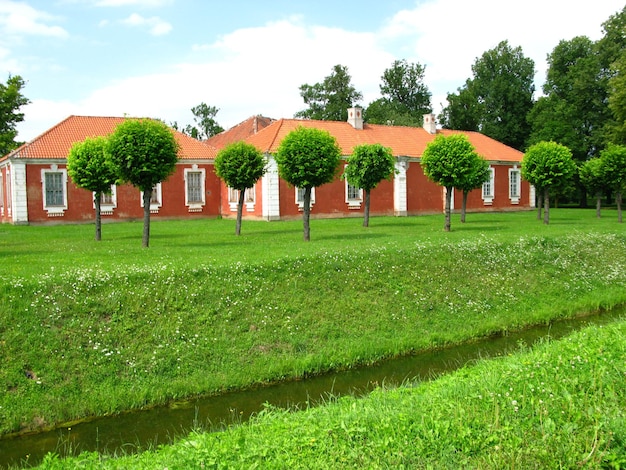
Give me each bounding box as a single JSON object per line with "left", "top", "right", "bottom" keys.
{"left": 1, "top": 308, "right": 624, "bottom": 468}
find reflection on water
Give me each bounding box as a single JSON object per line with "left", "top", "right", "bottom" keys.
{"left": 1, "top": 308, "right": 623, "bottom": 468}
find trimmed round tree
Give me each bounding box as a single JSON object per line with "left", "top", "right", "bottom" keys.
{"left": 67, "top": 136, "right": 117, "bottom": 241}
{"left": 108, "top": 119, "right": 179, "bottom": 247}
{"left": 421, "top": 134, "right": 481, "bottom": 232}
{"left": 215, "top": 141, "right": 267, "bottom": 235}
{"left": 455, "top": 153, "right": 490, "bottom": 223}
{"left": 275, "top": 126, "right": 342, "bottom": 241}
{"left": 600, "top": 144, "right": 626, "bottom": 223}
{"left": 521, "top": 141, "right": 576, "bottom": 225}
{"left": 343, "top": 143, "right": 395, "bottom": 227}
{"left": 579, "top": 158, "right": 607, "bottom": 218}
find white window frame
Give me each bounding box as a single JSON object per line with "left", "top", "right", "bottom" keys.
{"left": 509, "top": 166, "right": 521, "bottom": 204}
{"left": 482, "top": 167, "right": 495, "bottom": 205}
{"left": 344, "top": 165, "right": 363, "bottom": 209}
{"left": 140, "top": 182, "right": 162, "bottom": 214}
{"left": 295, "top": 186, "right": 315, "bottom": 211}
{"left": 93, "top": 185, "right": 117, "bottom": 215}
{"left": 41, "top": 165, "right": 68, "bottom": 217}
{"left": 228, "top": 185, "right": 256, "bottom": 212}
{"left": 184, "top": 166, "right": 206, "bottom": 212}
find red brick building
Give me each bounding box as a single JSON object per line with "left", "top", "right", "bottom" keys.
{"left": 0, "top": 111, "right": 533, "bottom": 225}
{"left": 212, "top": 109, "right": 533, "bottom": 221}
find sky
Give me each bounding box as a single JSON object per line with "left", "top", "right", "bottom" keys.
{"left": 1, "top": 0, "right": 624, "bottom": 143}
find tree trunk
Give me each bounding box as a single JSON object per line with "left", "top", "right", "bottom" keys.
{"left": 617, "top": 191, "right": 623, "bottom": 223}
{"left": 303, "top": 186, "right": 312, "bottom": 241}
{"left": 142, "top": 189, "right": 152, "bottom": 248}
{"left": 444, "top": 186, "right": 452, "bottom": 232}
{"left": 537, "top": 190, "right": 543, "bottom": 221}
{"left": 236, "top": 189, "right": 245, "bottom": 235}
{"left": 94, "top": 192, "right": 102, "bottom": 241}
{"left": 363, "top": 190, "right": 371, "bottom": 227}
{"left": 461, "top": 190, "right": 468, "bottom": 223}
{"left": 543, "top": 189, "right": 550, "bottom": 225}
{"left": 596, "top": 193, "right": 602, "bottom": 219}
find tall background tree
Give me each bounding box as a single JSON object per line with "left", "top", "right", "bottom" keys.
{"left": 0, "top": 75, "right": 30, "bottom": 156}
{"left": 527, "top": 37, "right": 607, "bottom": 164}
{"left": 294, "top": 65, "right": 363, "bottom": 122}
{"left": 421, "top": 134, "right": 483, "bottom": 232}
{"left": 342, "top": 143, "right": 395, "bottom": 227}
{"left": 274, "top": 127, "right": 342, "bottom": 241}
{"left": 439, "top": 40, "right": 535, "bottom": 150}
{"left": 67, "top": 136, "right": 117, "bottom": 241}
{"left": 521, "top": 141, "right": 576, "bottom": 225}
{"left": 365, "top": 59, "right": 432, "bottom": 126}
{"left": 108, "top": 119, "right": 179, "bottom": 247}
{"left": 172, "top": 103, "right": 224, "bottom": 140}
{"left": 214, "top": 141, "right": 266, "bottom": 235}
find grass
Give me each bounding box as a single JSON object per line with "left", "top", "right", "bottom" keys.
{"left": 35, "top": 318, "right": 626, "bottom": 468}
{"left": 0, "top": 209, "right": 625, "bottom": 442}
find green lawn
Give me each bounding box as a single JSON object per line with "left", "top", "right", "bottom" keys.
{"left": 0, "top": 209, "right": 625, "bottom": 444}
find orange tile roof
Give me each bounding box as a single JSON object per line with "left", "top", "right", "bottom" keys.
{"left": 205, "top": 115, "right": 276, "bottom": 150}
{"left": 3, "top": 115, "right": 217, "bottom": 161}
{"left": 245, "top": 119, "right": 523, "bottom": 163}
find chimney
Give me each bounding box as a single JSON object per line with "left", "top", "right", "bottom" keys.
{"left": 423, "top": 113, "right": 437, "bottom": 134}
{"left": 347, "top": 107, "right": 363, "bottom": 130}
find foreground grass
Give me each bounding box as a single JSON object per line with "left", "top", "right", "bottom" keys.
{"left": 0, "top": 210, "right": 625, "bottom": 439}
{"left": 36, "top": 319, "right": 626, "bottom": 469}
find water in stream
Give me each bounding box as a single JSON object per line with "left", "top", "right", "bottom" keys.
{"left": 1, "top": 308, "right": 623, "bottom": 468}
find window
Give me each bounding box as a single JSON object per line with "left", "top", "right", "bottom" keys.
{"left": 295, "top": 186, "right": 315, "bottom": 210}
{"left": 140, "top": 183, "right": 162, "bottom": 213}
{"left": 509, "top": 167, "right": 520, "bottom": 204}
{"left": 94, "top": 185, "right": 116, "bottom": 215}
{"left": 482, "top": 167, "right": 495, "bottom": 205}
{"left": 41, "top": 166, "right": 68, "bottom": 216}
{"left": 345, "top": 180, "right": 363, "bottom": 209}
{"left": 227, "top": 185, "right": 255, "bottom": 212}
{"left": 184, "top": 167, "right": 206, "bottom": 212}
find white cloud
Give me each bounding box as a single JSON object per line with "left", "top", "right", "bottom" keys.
{"left": 381, "top": 0, "right": 624, "bottom": 113}
{"left": 94, "top": 0, "right": 172, "bottom": 7}
{"left": 14, "top": 0, "right": 626, "bottom": 142}
{"left": 121, "top": 12, "right": 171, "bottom": 35}
{"left": 18, "top": 17, "right": 395, "bottom": 140}
{"left": 0, "top": 1, "right": 68, "bottom": 38}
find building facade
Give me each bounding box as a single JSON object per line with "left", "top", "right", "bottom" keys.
{"left": 0, "top": 112, "right": 533, "bottom": 225}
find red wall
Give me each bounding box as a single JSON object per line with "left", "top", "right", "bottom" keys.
{"left": 24, "top": 163, "right": 221, "bottom": 224}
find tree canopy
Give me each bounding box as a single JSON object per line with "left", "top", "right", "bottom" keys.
{"left": 365, "top": 60, "right": 432, "bottom": 127}
{"left": 294, "top": 65, "right": 363, "bottom": 122}
{"left": 275, "top": 126, "right": 342, "bottom": 240}
{"left": 599, "top": 144, "right": 626, "bottom": 222}
{"left": 528, "top": 36, "right": 607, "bottom": 162}
{"left": 579, "top": 157, "right": 607, "bottom": 218}
{"left": 0, "top": 75, "right": 30, "bottom": 156}
{"left": 67, "top": 136, "right": 117, "bottom": 241}
{"left": 215, "top": 141, "right": 267, "bottom": 235}
{"left": 421, "top": 134, "right": 482, "bottom": 231}
{"left": 521, "top": 141, "right": 576, "bottom": 225}
{"left": 108, "top": 119, "right": 180, "bottom": 247}
{"left": 439, "top": 41, "right": 535, "bottom": 150}
{"left": 343, "top": 143, "right": 395, "bottom": 227}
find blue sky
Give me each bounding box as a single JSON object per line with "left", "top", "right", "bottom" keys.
{"left": 1, "top": 0, "right": 624, "bottom": 142}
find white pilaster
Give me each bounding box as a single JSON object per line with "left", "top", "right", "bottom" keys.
{"left": 262, "top": 155, "right": 281, "bottom": 221}
{"left": 10, "top": 160, "right": 28, "bottom": 224}
{"left": 393, "top": 158, "right": 409, "bottom": 216}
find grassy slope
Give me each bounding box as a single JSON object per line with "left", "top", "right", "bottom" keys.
{"left": 39, "top": 320, "right": 626, "bottom": 469}
{"left": 0, "top": 210, "right": 625, "bottom": 437}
